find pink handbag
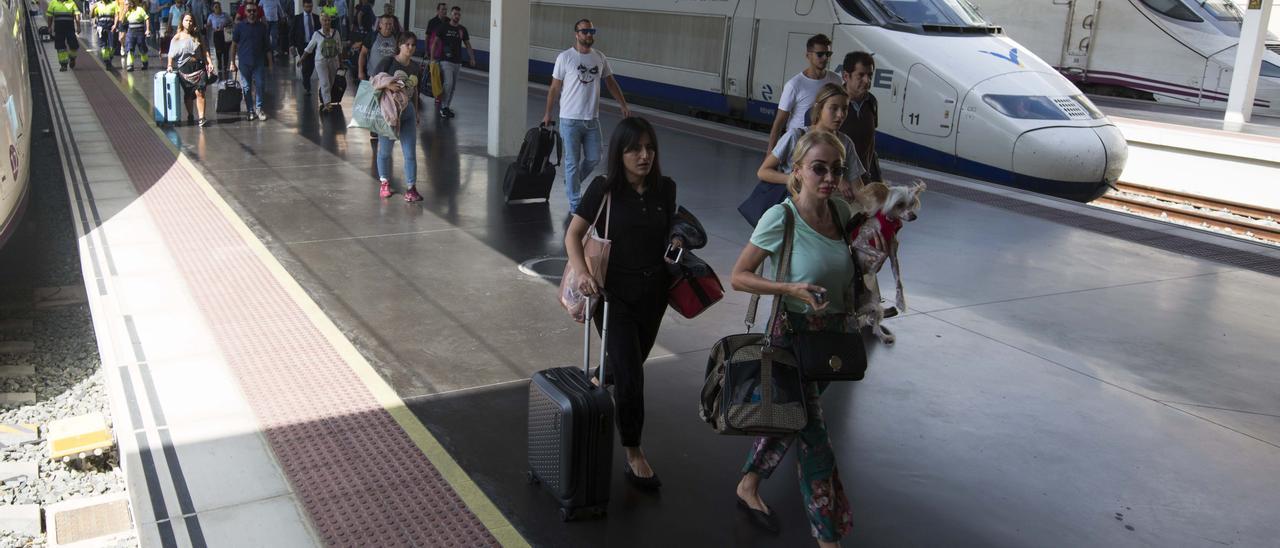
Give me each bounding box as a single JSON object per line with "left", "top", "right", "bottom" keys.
{"left": 559, "top": 194, "right": 612, "bottom": 323}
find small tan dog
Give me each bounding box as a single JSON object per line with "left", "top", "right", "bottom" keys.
{"left": 848, "top": 180, "right": 926, "bottom": 344}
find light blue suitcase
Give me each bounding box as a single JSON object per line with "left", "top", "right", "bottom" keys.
{"left": 153, "top": 71, "right": 181, "bottom": 125}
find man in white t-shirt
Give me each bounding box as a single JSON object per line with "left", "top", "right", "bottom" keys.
{"left": 541, "top": 18, "right": 631, "bottom": 213}
{"left": 767, "top": 33, "right": 843, "bottom": 151}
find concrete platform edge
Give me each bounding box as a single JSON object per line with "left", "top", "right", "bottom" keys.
{"left": 175, "top": 153, "right": 531, "bottom": 548}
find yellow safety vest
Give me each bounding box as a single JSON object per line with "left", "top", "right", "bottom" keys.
{"left": 125, "top": 6, "right": 148, "bottom": 29}
{"left": 93, "top": 2, "right": 118, "bottom": 24}
{"left": 46, "top": 0, "right": 80, "bottom": 24}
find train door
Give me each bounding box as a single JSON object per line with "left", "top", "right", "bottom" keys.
{"left": 901, "top": 64, "right": 957, "bottom": 142}
{"left": 1060, "top": 0, "right": 1102, "bottom": 75}
{"left": 746, "top": 19, "right": 833, "bottom": 107}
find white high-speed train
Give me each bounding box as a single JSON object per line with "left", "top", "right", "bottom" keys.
{"left": 973, "top": 0, "right": 1280, "bottom": 116}
{"left": 1, "top": 0, "right": 34, "bottom": 249}
{"left": 407, "top": 0, "right": 1127, "bottom": 201}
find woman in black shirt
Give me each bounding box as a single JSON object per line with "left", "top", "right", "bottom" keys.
{"left": 565, "top": 117, "right": 678, "bottom": 491}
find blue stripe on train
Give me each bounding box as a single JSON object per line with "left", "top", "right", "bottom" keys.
{"left": 462, "top": 49, "right": 1107, "bottom": 202}
{"left": 877, "top": 132, "right": 1108, "bottom": 202}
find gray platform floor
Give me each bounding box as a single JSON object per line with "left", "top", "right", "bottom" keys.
{"left": 105, "top": 60, "right": 1280, "bottom": 546}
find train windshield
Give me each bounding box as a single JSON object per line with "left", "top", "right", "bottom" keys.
{"left": 867, "top": 0, "right": 992, "bottom": 27}
{"left": 1136, "top": 0, "right": 1203, "bottom": 22}
{"left": 1200, "top": 1, "right": 1243, "bottom": 22}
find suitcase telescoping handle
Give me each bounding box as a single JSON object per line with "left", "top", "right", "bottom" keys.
{"left": 581, "top": 293, "right": 609, "bottom": 385}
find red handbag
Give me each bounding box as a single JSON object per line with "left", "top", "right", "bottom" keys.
{"left": 668, "top": 252, "right": 724, "bottom": 319}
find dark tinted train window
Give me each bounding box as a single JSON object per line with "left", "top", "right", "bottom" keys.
{"left": 1137, "top": 0, "right": 1203, "bottom": 22}
{"left": 837, "top": 0, "right": 873, "bottom": 22}
{"left": 1262, "top": 61, "right": 1280, "bottom": 79}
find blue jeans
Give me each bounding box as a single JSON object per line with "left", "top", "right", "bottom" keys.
{"left": 238, "top": 64, "right": 266, "bottom": 111}
{"left": 559, "top": 117, "right": 602, "bottom": 213}
{"left": 377, "top": 104, "right": 418, "bottom": 186}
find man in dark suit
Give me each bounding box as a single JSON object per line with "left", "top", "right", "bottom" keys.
{"left": 290, "top": 0, "right": 321, "bottom": 93}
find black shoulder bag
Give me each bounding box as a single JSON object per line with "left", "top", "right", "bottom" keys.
{"left": 789, "top": 201, "right": 871, "bottom": 382}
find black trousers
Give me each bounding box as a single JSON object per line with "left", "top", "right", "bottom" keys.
{"left": 299, "top": 52, "right": 315, "bottom": 91}
{"left": 593, "top": 270, "right": 669, "bottom": 448}
{"left": 52, "top": 21, "right": 80, "bottom": 52}
{"left": 212, "top": 31, "right": 229, "bottom": 73}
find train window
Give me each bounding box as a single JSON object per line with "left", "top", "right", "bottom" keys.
{"left": 873, "top": 0, "right": 990, "bottom": 26}
{"left": 1135, "top": 0, "right": 1203, "bottom": 23}
{"left": 983, "top": 95, "right": 1070, "bottom": 120}
{"left": 836, "top": 0, "right": 874, "bottom": 22}
{"left": 1070, "top": 95, "right": 1107, "bottom": 120}
{"left": 1262, "top": 61, "right": 1280, "bottom": 80}
{"left": 1201, "top": 0, "right": 1243, "bottom": 22}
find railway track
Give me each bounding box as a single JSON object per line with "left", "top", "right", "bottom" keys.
{"left": 1094, "top": 182, "right": 1280, "bottom": 245}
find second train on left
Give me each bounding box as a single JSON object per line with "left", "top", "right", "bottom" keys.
{"left": 1, "top": 0, "right": 34, "bottom": 249}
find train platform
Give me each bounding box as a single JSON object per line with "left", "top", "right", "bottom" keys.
{"left": 1090, "top": 96, "right": 1280, "bottom": 213}
{"left": 35, "top": 27, "right": 1280, "bottom": 548}
{"left": 1092, "top": 95, "right": 1280, "bottom": 141}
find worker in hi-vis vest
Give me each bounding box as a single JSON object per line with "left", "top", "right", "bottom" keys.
{"left": 92, "top": 0, "right": 120, "bottom": 62}
{"left": 117, "top": 0, "right": 152, "bottom": 71}
{"left": 46, "top": 0, "right": 83, "bottom": 71}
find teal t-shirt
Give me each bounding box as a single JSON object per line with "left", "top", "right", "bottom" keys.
{"left": 750, "top": 198, "right": 856, "bottom": 314}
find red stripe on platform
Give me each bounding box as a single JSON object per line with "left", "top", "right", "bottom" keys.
{"left": 73, "top": 69, "right": 498, "bottom": 546}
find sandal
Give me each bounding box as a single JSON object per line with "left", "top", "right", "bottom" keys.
{"left": 736, "top": 497, "right": 780, "bottom": 534}
{"left": 623, "top": 460, "right": 661, "bottom": 491}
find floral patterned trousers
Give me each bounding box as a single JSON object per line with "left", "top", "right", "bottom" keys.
{"left": 742, "top": 382, "right": 853, "bottom": 542}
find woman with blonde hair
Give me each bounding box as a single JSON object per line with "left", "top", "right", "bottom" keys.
{"left": 730, "top": 130, "right": 865, "bottom": 546}
{"left": 300, "top": 13, "right": 344, "bottom": 111}
{"left": 757, "top": 82, "right": 866, "bottom": 202}
{"left": 167, "top": 11, "right": 216, "bottom": 126}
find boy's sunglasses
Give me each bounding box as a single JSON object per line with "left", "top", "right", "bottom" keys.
{"left": 576, "top": 28, "right": 597, "bottom": 35}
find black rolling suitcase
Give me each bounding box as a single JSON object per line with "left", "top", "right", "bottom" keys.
{"left": 504, "top": 123, "right": 562, "bottom": 204}
{"left": 216, "top": 78, "right": 243, "bottom": 118}
{"left": 331, "top": 68, "right": 348, "bottom": 101}
{"left": 527, "top": 296, "right": 613, "bottom": 521}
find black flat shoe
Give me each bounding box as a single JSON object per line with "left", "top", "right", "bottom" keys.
{"left": 623, "top": 461, "right": 661, "bottom": 491}
{"left": 737, "top": 497, "right": 780, "bottom": 534}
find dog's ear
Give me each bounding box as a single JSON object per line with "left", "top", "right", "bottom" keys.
{"left": 911, "top": 180, "right": 927, "bottom": 195}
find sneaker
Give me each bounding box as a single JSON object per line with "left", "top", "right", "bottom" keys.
{"left": 198, "top": 118, "right": 208, "bottom": 127}
{"left": 126, "top": 65, "right": 134, "bottom": 72}
{"left": 439, "top": 108, "right": 448, "bottom": 118}
{"left": 247, "top": 111, "right": 257, "bottom": 121}
{"left": 255, "top": 108, "right": 267, "bottom": 121}
{"left": 378, "top": 179, "right": 392, "bottom": 198}
{"left": 59, "top": 65, "right": 67, "bottom": 72}
{"left": 403, "top": 187, "right": 423, "bottom": 202}
{"left": 444, "top": 108, "right": 456, "bottom": 118}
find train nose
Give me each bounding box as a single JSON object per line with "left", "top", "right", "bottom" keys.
{"left": 1012, "top": 125, "right": 1127, "bottom": 202}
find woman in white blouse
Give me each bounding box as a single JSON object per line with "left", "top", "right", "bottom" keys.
{"left": 299, "top": 13, "right": 344, "bottom": 111}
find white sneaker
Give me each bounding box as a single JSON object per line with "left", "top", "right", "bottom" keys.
{"left": 255, "top": 108, "right": 267, "bottom": 121}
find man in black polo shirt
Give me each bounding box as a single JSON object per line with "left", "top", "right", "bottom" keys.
{"left": 424, "top": 3, "right": 448, "bottom": 109}
{"left": 839, "top": 51, "right": 881, "bottom": 183}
